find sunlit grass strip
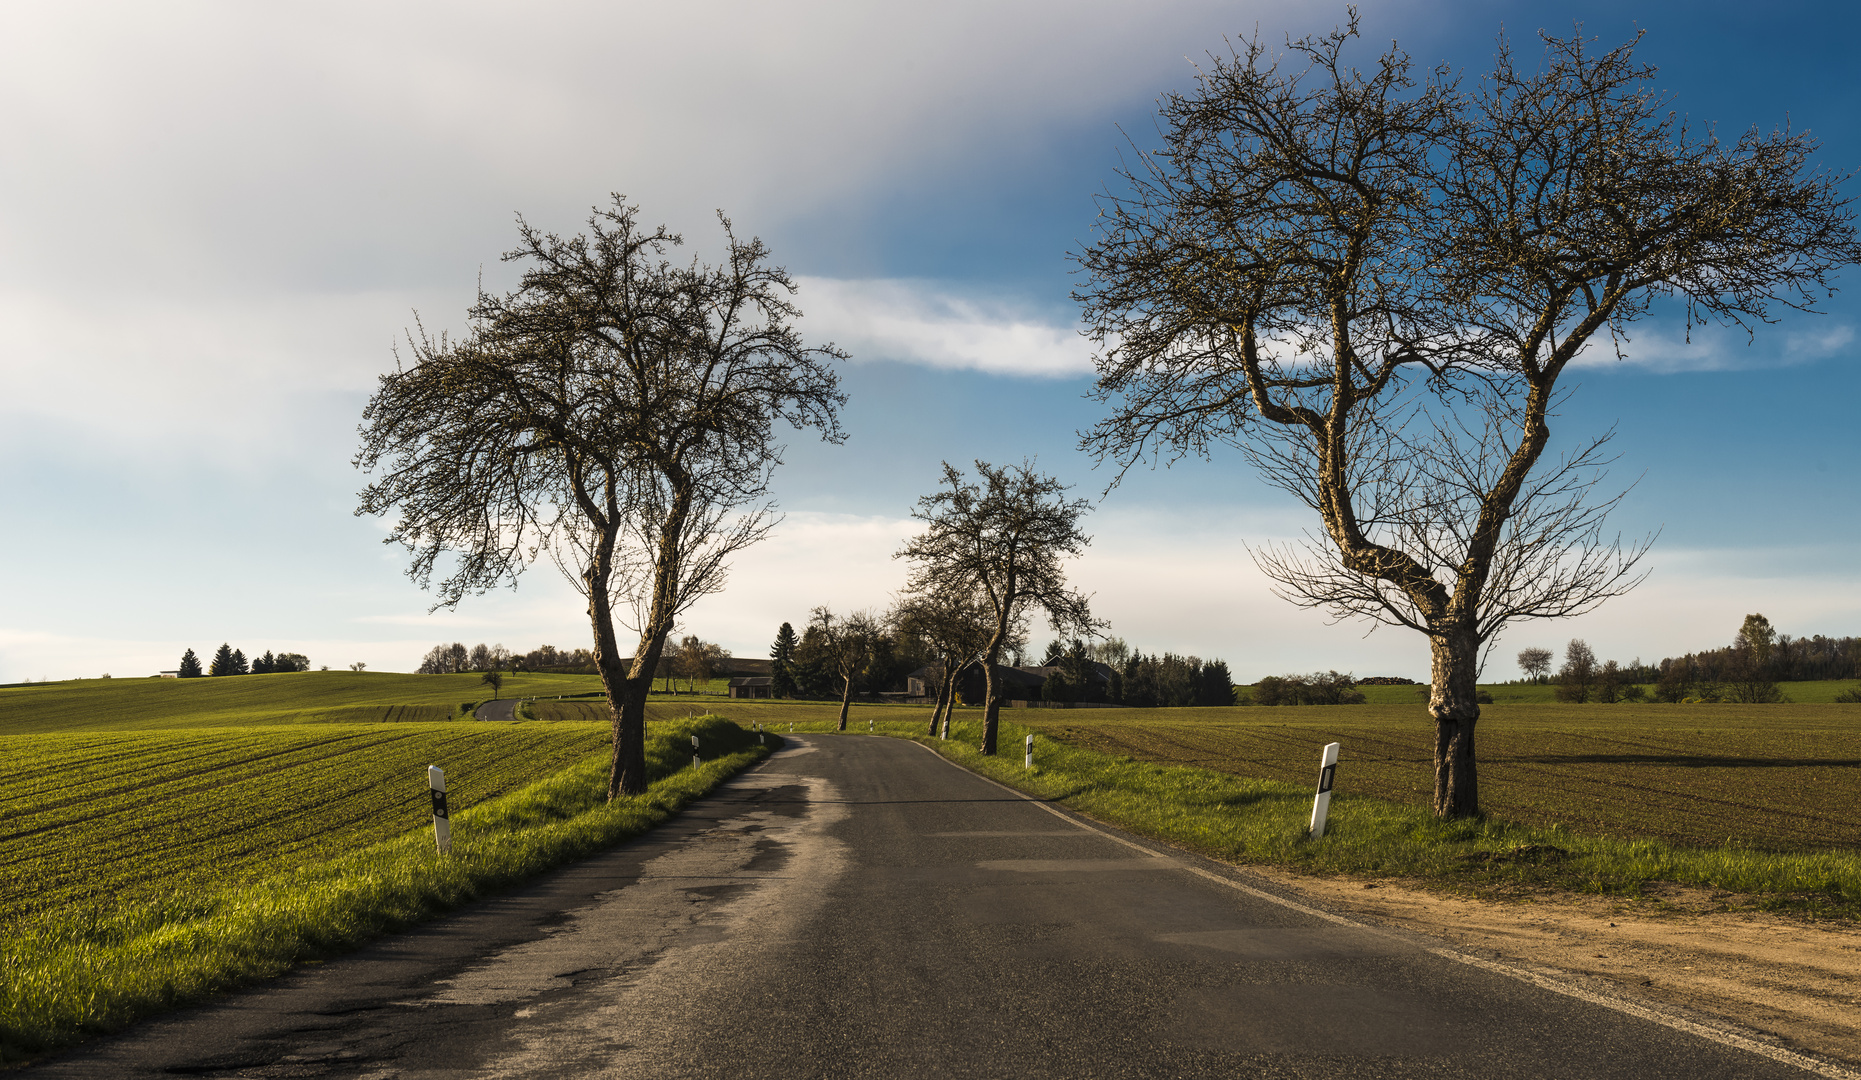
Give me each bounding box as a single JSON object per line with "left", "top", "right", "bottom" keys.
{"left": 0, "top": 716, "right": 763, "bottom": 1064}
{"left": 781, "top": 716, "right": 1861, "bottom": 919}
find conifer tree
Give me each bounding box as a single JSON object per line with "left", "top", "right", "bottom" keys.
{"left": 770, "top": 622, "right": 799, "bottom": 699}
{"left": 231, "top": 649, "right": 249, "bottom": 676}
{"left": 177, "top": 648, "right": 204, "bottom": 678}
{"left": 209, "top": 643, "right": 237, "bottom": 677}
{"left": 254, "top": 651, "right": 276, "bottom": 674}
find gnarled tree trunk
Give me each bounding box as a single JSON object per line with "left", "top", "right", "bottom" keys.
{"left": 1428, "top": 626, "right": 1481, "bottom": 818}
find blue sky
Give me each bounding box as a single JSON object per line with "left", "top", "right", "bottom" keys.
{"left": 3, "top": 0, "right": 1857, "bottom": 683}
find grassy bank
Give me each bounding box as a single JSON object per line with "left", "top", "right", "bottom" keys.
{"left": 896, "top": 717, "right": 1861, "bottom": 920}
{"left": 0, "top": 716, "right": 764, "bottom": 1064}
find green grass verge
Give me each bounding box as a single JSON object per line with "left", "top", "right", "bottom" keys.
{"left": 892, "top": 718, "right": 1861, "bottom": 920}
{"left": 0, "top": 716, "right": 764, "bottom": 1064}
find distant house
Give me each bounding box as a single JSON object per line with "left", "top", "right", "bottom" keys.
{"left": 158, "top": 670, "right": 180, "bottom": 679}
{"left": 728, "top": 676, "right": 774, "bottom": 699}
{"left": 931, "top": 660, "right": 1120, "bottom": 706}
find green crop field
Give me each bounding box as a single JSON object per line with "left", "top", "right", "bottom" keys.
{"left": 0, "top": 671, "right": 612, "bottom": 733}
{"left": 0, "top": 723, "right": 608, "bottom": 930}
{"left": 1, "top": 716, "right": 765, "bottom": 1063}
{"left": 1020, "top": 703, "right": 1861, "bottom": 851}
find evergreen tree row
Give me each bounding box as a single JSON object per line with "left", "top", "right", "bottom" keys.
{"left": 175, "top": 645, "right": 308, "bottom": 678}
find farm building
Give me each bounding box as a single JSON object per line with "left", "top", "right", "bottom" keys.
{"left": 727, "top": 676, "right": 774, "bottom": 699}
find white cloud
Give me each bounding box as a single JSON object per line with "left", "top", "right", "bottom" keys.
{"left": 0, "top": 0, "right": 1316, "bottom": 292}
{"left": 797, "top": 277, "right": 1091, "bottom": 378}
{"left": 0, "top": 286, "right": 465, "bottom": 465}
{"left": 1570, "top": 320, "right": 1856, "bottom": 373}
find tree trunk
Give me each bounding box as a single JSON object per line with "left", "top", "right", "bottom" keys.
{"left": 980, "top": 659, "right": 1000, "bottom": 755}
{"left": 609, "top": 670, "right": 650, "bottom": 798}
{"left": 838, "top": 677, "right": 852, "bottom": 731}
{"left": 928, "top": 659, "right": 950, "bottom": 736}
{"left": 1428, "top": 627, "right": 1481, "bottom": 818}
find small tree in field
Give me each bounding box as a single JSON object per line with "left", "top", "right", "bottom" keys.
{"left": 1555, "top": 640, "right": 1597, "bottom": 703}
{"left": 897, "top": 460, "right": 1100, "bottom": 755}
{"left": 177, "top": 648, "right": 204, "bottom": 678}
{"left": 1517, "top": 647, "right": 1553, "bottom": 685}
{"left": 1076, "top": 19, "right": 1860, "bottom": 816}
{"left": 1728, "top": 613, "right": 1786, "bottom": 703}
{"left": 481, "top": 669, "right": 505, "bottom": 695}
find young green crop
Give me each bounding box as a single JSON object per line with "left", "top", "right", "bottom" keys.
{"left": 1, "top": 716, "right": 764, "bottom": 1063}
{"left": 0, "top": 723, "right": 608, "bottom": 930}
{"left": 0, "top": 670, "right": 611, "bottom": 734}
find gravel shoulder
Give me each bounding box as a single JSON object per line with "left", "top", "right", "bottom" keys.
{"left": 1252, "top": 866, "right": 1861, "bottom": 1067}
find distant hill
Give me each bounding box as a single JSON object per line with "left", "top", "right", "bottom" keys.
{"left": 0, "top": 671, "right": 607, "bottom": 734}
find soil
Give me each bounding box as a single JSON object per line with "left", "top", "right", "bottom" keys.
{"left": 1254, "top": 867, "right": 1861, "bottom": 1067}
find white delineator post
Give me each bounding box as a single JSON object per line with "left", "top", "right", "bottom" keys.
{"left": 692, "top": 733, "right": 701, "bottom": 769}
{"left": 428, "top": 765, "right": 451, "bottom": 854}
{"left": 1309, "top": 742, "right": 1340, "bottom": 838}
{"left": 1024, "top": 734, "right": 1034, "bottom": 769}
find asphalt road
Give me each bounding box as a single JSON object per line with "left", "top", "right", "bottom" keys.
{"left": 31, "top": 735, "right": 1841, "bottom": 1079}
{"left": 472, "top": 699, "right": 518, "bottom": 722}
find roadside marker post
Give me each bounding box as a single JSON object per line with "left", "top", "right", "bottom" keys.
{"left": 692, "top": 734, "right": 701, "bottom": 770}
{"left": 868, "top": 717, "right": 874, "bottom": 732}
{"left": 1308, "top": 742, "right": 1340, "bottom": 838}
{"left": 428, "top": 765, "right": 451, "bottom": 854}
{"left": 1024, "top": 734, "right": 1034, "bottom": 769}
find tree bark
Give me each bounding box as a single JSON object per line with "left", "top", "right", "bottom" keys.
{"left": 1428, "top": 627, "right": 1481, "bottom": 818}
{"left": 928, "top": 659, "right": 950, "bottom": 736}
{"left": 980, "top": 658, "right": 1001, "bottom": 755}
{"left": 837, "top": 677, "right": 852, "bottom": 731}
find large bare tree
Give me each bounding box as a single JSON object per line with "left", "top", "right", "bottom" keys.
{"left": 1076, "top": 20, "right": 1859, "bottom": 816}
{"left": 356, "top": 198, "right": 845, "bottom": 798}
{"left": 897, "top": 460, "right": 1099, "bottom": 755}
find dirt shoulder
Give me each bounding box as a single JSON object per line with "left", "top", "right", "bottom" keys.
{"left": 1254, "top": 866, "right": 1861, "bottom": 1067}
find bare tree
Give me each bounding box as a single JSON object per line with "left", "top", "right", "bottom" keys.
{"left": 356, "top": 198, "right": 845, "bottom": 798}
{"left": 1555, "top": 639, "right": 1598, "bottom": 702}
{"left": 897, "top": 460, "right": 1100, "bottom": 755}
{"left": 893, "top": 585, "right": 996, "bottom": 737}
{"left": 674, "top": 634, "right": 727, "bottom": 693}
{"left": 1517, "top": 647, "right": 1553, "bottom": 685}
{"left": 1076, "top": 19, "right": 1860, "bottom": 816}
{"left": 810, "top": 606, "right": 884, "bottom": 730}
{"left": 1728, "top": 613, "right": 1785, "bottom": 703}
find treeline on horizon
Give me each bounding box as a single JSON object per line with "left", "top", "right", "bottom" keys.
{"left": 171, "top": 644, "right": 310, "bottom": 678}
{"left": 1518, "top": 614, "right": 1861, "bottom": 704}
